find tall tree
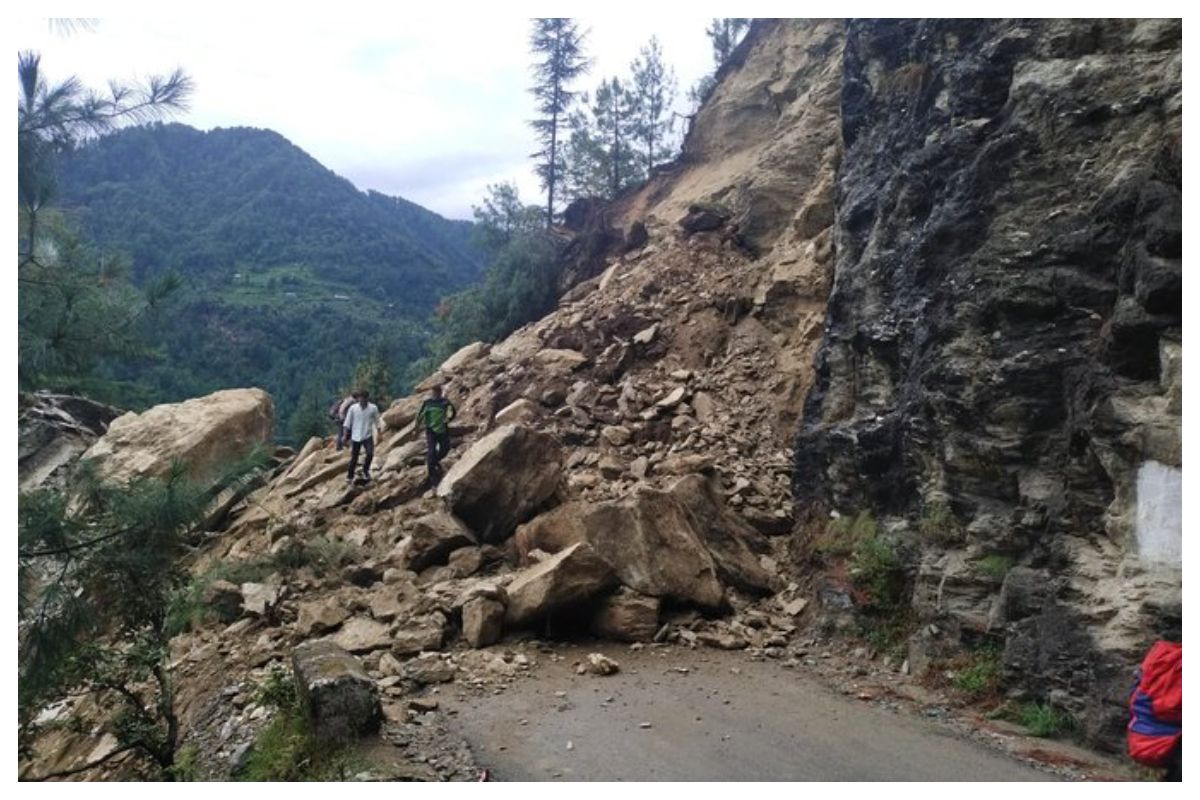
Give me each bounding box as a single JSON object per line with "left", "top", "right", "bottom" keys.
{"left": 593, "top": 78, "right": 641, "bottom": 196}
{"left": 706, "top": 18, "right": 751, "bottom": 66}
{"left": 690, "top": 18, "right": 751, "bottom": 110}
{"left": 629, "top": 36, "right": 678, "bottom": 173}
{"left": 470, "top": 181, "right": 544, "bottom": 256}
{"left": 17, "top": 51, "right": 191, "bottom": 394}
{"left": 528, "top": 18, "right": 590, "bottom": 227}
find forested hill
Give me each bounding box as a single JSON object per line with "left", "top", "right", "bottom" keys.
{"left": 57, "top": 123, "right": 483, "bottom": 308}
{"left": 53, "top": 123, "right": 486, "bottom": 441}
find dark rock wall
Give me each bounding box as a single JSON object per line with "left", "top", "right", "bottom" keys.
{"left": 794, "top": 19, "right": 1181, "bottom": 746}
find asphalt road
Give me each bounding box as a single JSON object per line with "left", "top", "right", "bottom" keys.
{"left": 444, "top": 644, "right": 1056, "bottom": 782}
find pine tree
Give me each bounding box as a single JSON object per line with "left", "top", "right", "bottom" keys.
{"left": 470, "top": 181, "right": 544, "bottom": 256}
{"left": 629, "top": 37, "right": 678, "bottom": 174}
{"left": 706, "top": 18, "right": 751, "bottom": 66}
{"left": 689, "top": 19, "right": 751, "bottom": 110}
{"left": 560, "top": 106, "right": 609, "bottom": 203}
{"left": 528, "top": 18, "right": 590, "bottom": 227}
{"left": 593, "top": 78, "right": 641, "bottom": 196}
{"left": 17, "top": 51, "right": 191, "bottom": 393}
{"left": 18, "top": 455, "right": 263, "bottom": 779}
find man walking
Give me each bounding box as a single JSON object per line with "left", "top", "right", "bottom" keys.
{"left": 418, "top": 384, "right": 456, "bottom": 488}
{"left": 343, "top": 390, "right": 380, "bottom": 484}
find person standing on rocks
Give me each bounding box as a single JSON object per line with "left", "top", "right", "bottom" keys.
{"left": 418, "top": 384, "right": 456, "bottom": 489}
{"left": 330, "top": 391, "right": 356, "bottom": 451}
{"left": 343, "top": 390, "right": 381, "bottom": 484}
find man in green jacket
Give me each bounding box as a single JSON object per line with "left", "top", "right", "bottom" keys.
{"left": 418, "top": 384, "right": 456, "bottom": 489}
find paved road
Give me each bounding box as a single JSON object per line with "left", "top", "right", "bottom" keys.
{"left": 444, "top": 644, "right": 1055, "bottom": 782}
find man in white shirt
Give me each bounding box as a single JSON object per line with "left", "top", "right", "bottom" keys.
{"left": 342, "top": 390, "right": 381, "bottom": 484}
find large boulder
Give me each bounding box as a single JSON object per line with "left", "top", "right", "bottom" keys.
{"left": 581, "top": 488, "right": 727, "bottom": 611}
{"left": 82, "top": 388, "right": 273, "bottom": 483}
{"left": 515, "top": 489, "right": 727, "bottom": 612}
{"left": 292, "top": 641, "right": 381, "bottom": 743}
{"left": 505, "top": 543, "right": 617, "bottom": 628}
{"left": 666, "top": 475, "right": 778, "bottom": 595}
{"left": 590, "top": 589, "right": 661, "bottom": 642}
{"left": 391, "top": 512, "right": 477, "bottom": 572}
{"left": 381, "top": 395, "right": 424, "bottom": 431}
{"left": 436, "top": 424, "right": 563, "bottom": 543}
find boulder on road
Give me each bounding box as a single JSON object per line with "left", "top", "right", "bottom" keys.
{"left": 292, "top": 640, "right": 381, "bottom": 743}
{"left": 505, "top": 543, "right": 617, "bottom": 628}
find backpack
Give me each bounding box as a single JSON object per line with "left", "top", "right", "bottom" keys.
{"left": 327, "top": 399, "right": 342, "bottom": 421}
{"left": 1127, "top": 640, "right": 1182, "bottom": 767}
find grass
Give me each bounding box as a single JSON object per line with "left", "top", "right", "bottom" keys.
{"left": 974, "top": 554, "right": 1015, "bottom": 581}
{"left": 236, "top": 665, "right": 364, "bottom": 782}
{"left": 952, "top": 642, "right": 1004, "bottom": 699}
{"left": 1018, "top": 703, "right": 1080, "bottom": 738}
{"left": 812, "top": 511, "right": 878, "bottom": 557}
{"left": 859, "top": 613, "right": 917, "bottom": 664}
{"left": 992, "top": 701, "right": 1080, "bottom": 739}
{"left": 168, "top": 743, "right": 201, "bottom": 781}
{"left": 254, "top": 664, "right": 297, "bottom": 710}
{"left": 918, "top": 500, "right": 964, "bottom": 546}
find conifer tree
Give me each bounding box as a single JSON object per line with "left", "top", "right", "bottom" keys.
{"left": 706, "top": 18, "right": 751, "bottom": 66}
{"left": 528, "top": 18, "right": 590, "bottom": 227}
{"left": 17, "top": 51, "right": 191, "bottom": 394}
{"left": 629, "top": 36, "right": 678, "bottom": 173}
{"left": 18, "top": 455, "right": 263, "bottom": 779}
{"left": 593, "top": 78, "right": 641, "bottom": 196}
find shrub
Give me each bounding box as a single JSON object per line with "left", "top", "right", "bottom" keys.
{"left": 975, "top": 554, "right": 1015, "bottom": 581}
{"left": 918, "top": 500, "right": 963, "bottom": 546}
{"left": 953, "top": 642, "right": 1003, "bottom": 699}
{"left": 813, "top": 511, "right": 877, "bottom": 557}
{"left": 254, "top": 665, "right": 297, "bottom": 711}
{"left": 168, "top": 743, "right": 201, "bottom": 781}
{"left": 237, "top": 670, "right": 362, "bottom": 781}
{"left": 850, "top": 530, "right": 904, "bottom": 611}
{"left": 1018, "top": 703, "right": 1079, "bottom": 738}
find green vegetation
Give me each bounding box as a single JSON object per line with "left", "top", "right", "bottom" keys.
{"left": 167, "top": 743, "right": 201, "bottom": 781}
{"left": 812, "top": 510, "right": 878, "bottom": 557}
{"left": 850, "top": 528, "right": 904, "bottom": 612}
{"left": 975, "top": 554, "right": 1016, "bottom": 581}
{"left": 918, "top": 500, "right": 964, "bottom": 546}
{"left": 859, "top": 613, "right": 916, "bottom": 664}
{"left": 18, "top": 455, "right": 258, "bottom": 777}
{"left": 254, "top": 664, "right": 297, "bottom": 710}
{"left": 236, "top": 666, "right": 361, "bottom": 781}
{"left": 1017, "top": 703, "right": 1080, "bottom": 739}
{"left": 18, "top": 51, "right": 191, "bottom": 398}
{"left": 953, "top": 642, "right": 1004, "bottom": 699}
{"left": 412, "top": 183, "right": 563, "bottom": 375}
{"left": 52, "top": 123, "right": 485, "bottom": 440}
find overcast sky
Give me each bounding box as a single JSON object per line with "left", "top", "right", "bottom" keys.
{"left": 15, "top": 16, "right": 718, "bottom": 220}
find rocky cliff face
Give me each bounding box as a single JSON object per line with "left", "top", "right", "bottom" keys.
{"left": 793, "top": 19, "right": 1181, "bottom": 745}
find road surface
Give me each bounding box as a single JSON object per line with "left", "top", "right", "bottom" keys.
{"left": 444, "top": 644, "right": 1056, "bottom": 781}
